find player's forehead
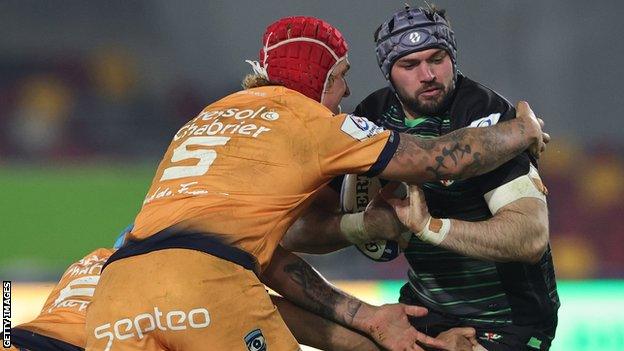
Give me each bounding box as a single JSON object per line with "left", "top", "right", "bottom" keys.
{"left": 396, "top": 48, "right": 447, "bottom": 63}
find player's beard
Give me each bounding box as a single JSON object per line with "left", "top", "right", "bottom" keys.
{"left": 397, "top": 80, "right": 455, "bottom": 116}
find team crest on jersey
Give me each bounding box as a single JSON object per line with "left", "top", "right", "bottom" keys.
{"left": 479, "top": 332, "right": 503, "bottom": 342}
{"left": 469, "top": 113, "right": 501, "bottom": 128}
{"left": 244, "top": 328, "right": 266, "bottom": 351}
{"left": 340, "top": 114, "right": 385, "bottom": 140}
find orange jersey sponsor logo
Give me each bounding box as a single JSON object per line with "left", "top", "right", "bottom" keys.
{"left": 94, "top": 306, "right": 210, "bottom": 351}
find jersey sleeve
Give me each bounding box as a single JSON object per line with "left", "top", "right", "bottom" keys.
{"left": 314, "top": 113, "right": 399, "bottom": 177}
{"left": 281, "top": 92, "right": 399, "bottom": 178}
{"left": 323, "top": 89, "right": 393, "bottom": 194}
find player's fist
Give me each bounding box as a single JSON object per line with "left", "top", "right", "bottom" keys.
{"left": 364, "top": 182, "right": 409, "bottom": 242}
{"left": 515, "top": 101, "right": 549, "bottom": 159}
{"left": 383, "top": 184, "right": 431, "bottom": 235}
{"left": 341, "top": 175, "right": 411, "bottom": 261}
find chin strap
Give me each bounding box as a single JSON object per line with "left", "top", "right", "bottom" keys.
{"left": 244, "top": 59, "right": 268, "bottom": 80}
{"left": 244, "top": 32, "right": 274, "bottom": 80}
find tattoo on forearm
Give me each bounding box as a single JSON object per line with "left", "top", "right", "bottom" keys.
{"left": 425, "top": 143, "right": 476, "bottom": 179}
{"left": 395, "top": 119, "right": 528, "bottom": 181}
{"left": 346, "top": 299, "right": 362, "bottom": 324}
{"left": 284, "top": 260, "right": 348, "bottom": 323}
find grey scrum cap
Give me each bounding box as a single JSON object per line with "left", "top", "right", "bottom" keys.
{"left": 375, "top": 7, "right": 457, "bottom": 80}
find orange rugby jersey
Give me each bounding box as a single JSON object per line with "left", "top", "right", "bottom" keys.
{"left": 131, "top": 86, "right": 398, "bottom": 268}
{"left": 17, "top": 248, "right": 113, "bottom": 347}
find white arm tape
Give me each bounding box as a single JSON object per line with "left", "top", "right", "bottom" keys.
{"left": 484, "top": 165, "right": 547, "bottom": 215}
{"left": 416, "top": 217, "right": 451, "bottom": 246}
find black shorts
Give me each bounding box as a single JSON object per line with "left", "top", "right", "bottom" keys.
{"left": 407, "top": 309, "right": 556, "bottom": 351}
{"left": 11, "top": 328, "right": 84, "bottom": 351}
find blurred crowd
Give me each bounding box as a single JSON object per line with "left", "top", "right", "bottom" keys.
{"left": 0, "top": 47, "right": 203, "bottom": 160}
{"left": 1, "top": 48, "right": 622, "bottom": 280}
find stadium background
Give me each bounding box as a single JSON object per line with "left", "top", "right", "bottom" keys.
{"left": 1, "top": 0, "right": 623, "bottom": 349}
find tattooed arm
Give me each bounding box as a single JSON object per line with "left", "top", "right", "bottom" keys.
{"left": 260, "top": 246, "right": 447, "bottom": 351}
{"left": 271, "top": 295, "right": 381, "bottom": 351}
{"left": 380, "top": 101, "right": 547, "bottom": 184}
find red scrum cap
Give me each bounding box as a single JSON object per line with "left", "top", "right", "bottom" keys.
{"left": 249, "top": 16, "right": 348, "bottom": 103}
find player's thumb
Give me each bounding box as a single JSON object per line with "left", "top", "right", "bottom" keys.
{"left": 381, "top": 180, "right": 400, "bottom": 193}
{"left": 453, "top": 327, "right": 476, "bottom": 338}
{"left": 379, "top": 181, "right": 404, "bottom": 201}
{"left": 408, "top": 184, "right": 426, "bottom": 202}
{"left": 385, "top": 199, "right": 411, "bottom": 223}
{"left": 515, "top": 100, "right": 533, "bottom": 118}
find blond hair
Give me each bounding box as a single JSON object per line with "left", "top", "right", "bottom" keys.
{"left": 241, "top": 74, "right": 276, "bottom": 90}
{"left": 242, "top": 73, "right": 338, "bottom": 92}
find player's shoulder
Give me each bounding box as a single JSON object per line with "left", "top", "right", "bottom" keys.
{"left": 354, "top": 87, "right": 398, "bottom": 122}
{"left": 50, "top": 248, "right": 113, "bottom": 292}
{"left": 87, "top": 248, "right": 115, "bottom": 261}
{"left": 215, "top": 86, "right": 313, "bottom": 106}
{"left": 450, "top": 74, "right": 514, "bottom": 128}
{"left": 198, "top": 86, "right": 330, "bottom": 125}
{"left": 358, "top": 87, "right": 395, "bottom": 107}
{"left": 455, "top": 75, "right": 513, "bottom": 108}
{"left": 63, "top": 248, "right": 113, "bottom": 275}
{"left": 253, "top": 86, "right": 334, "bottom": 116}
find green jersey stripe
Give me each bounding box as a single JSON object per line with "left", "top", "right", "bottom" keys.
{"left": 409, "top": 282, "right": 507, "bottom": 307}
{"left": 412, "top": 266, "right": 497, "bottom": 278}
{"left": 477, "top": 308, "right": 513, "bottom": 316}
{"left": 460, "top": 317, "right": 512, "bottom": 324}
{"left": 427, "top": 281, "right": 502, "bottom": 292}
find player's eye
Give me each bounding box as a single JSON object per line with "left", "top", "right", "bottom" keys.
{"left": 431, "top": 52, "right": 447, "bottom": 64}
{"left": 430, "top": 56, "right": 444, "bottom": 64}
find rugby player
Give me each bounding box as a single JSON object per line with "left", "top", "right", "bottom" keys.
{"left": 6, "top": 248, "right": 380, "bottom": 351}
{"left": 7, "top": 223, "right": 382, "bottom": 351}
{"left": 284, "top": 6, "right": 559, "bottom": 351}
{"left": 84, "top": 16, "right": 547, "bottom": 351}
{"left": 6, "top": 228, "right": 129, "bottom": 351}
{"left": 6, "top": 227, "right": 382, "bottom": 351}
{"left": 9, "top": 248, "right": 113, "bottom": 351}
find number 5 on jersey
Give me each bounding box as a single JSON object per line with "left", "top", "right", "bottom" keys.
{"left": 160, "top": 136, "right": 231, "bottom": 181}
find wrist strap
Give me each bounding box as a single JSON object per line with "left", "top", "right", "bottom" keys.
{"left": 416, "top": 217, "right": 451, "bottom": 246}
{"left": 340, "top": 212, "right": 366, "bottom": 244}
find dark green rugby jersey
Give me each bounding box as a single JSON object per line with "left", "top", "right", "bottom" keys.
{"left": 352, "top": 74, "right": 560, "bottom": 330}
